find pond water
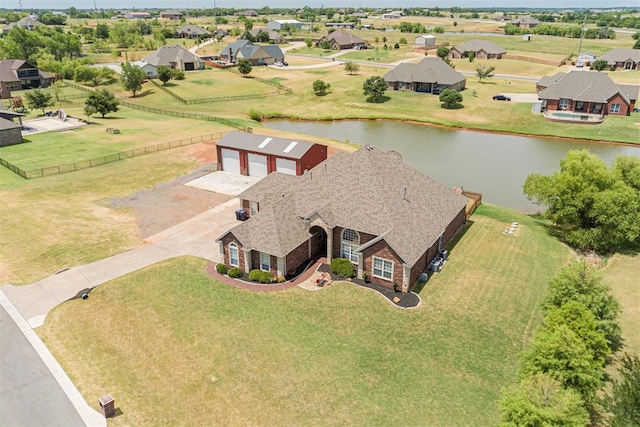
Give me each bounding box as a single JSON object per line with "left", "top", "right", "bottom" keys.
{"left": 266, "top": 119, "right": 640, "bottom": 213}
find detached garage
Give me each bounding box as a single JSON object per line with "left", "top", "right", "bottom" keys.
{"left": 216, "top": 131, "right": 327, "bottom": 177}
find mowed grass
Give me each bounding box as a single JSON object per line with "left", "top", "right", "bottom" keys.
{"left": 38, "top": 204, "right": 571, "bottom": 426}
{"left": 162, "top": 69, "right": 282, "bottom": 100}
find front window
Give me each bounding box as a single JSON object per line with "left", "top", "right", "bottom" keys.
{"left": 559, "top": 99, "right": 569, "bottom": 110}
{"left": 229, "top": 242, "right": 239, "bottom": 267}
{"left": 373, "top": 257, "right": 393, "bottom": 281}
{"left": 341, "top": 229, "right": 360, "bottom": 264}
{"left": 260, "top": 252, "right": 270, "bottom": 271}
{"left": 610, "top": 104, "right": 620, "bottom": 114}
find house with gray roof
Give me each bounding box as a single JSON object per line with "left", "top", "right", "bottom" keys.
{"left": 317, "top": 28, "right": 366, "bottom": 50}
{"left": 266, "top": 19, "right": 302, "bottom": 31}
{"left": 219, "top": 40, "right": 284, "bottom": 65}
{"left": 247, "top": 28, "right": 286, "bottom": 44}
{"left": 160, "top": 10, "right": 183, "bottom": 20}
{"left": 383, "top": 57, "right": 466, "bottom": 94}
{"left": 2, "top": 16, "right": 44, "bottom": 32}
{"left": 508, "top": 16, "right": 540, "bottom": 28}
{"left": 142, "top": 45, "right": 203, "bottom": 71}
{"left": 596, "top": 49, "right": 640, "bottom": 70}
{"left": 0, "top": 59, "right": 53, "bottom": 91}
{"left": 216, "top": 145, "right": 469, "bottom": 293}
{"left": 175, "top": 24, "right": 211, "bottom": 39}
{"left": 450, "top": 40, "right": 506, "bottom": 59}
{"left": 537, "top": 71, "right": 639, "bottom": 118}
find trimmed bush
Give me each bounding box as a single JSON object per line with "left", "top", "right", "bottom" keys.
{"left": 249, "top": 269, "right": 271, "bottom": 283}
{"left": 330, "top": 258, "right": 356, "bottom": 278}
{"left": 216, "top": 263, "right": 229, "bottom": 275}
{"left": 249, "top": 108, "right": 262, "bottom": 122}
{"left": 227, "top": 267, "right": 243, "bottom": 278}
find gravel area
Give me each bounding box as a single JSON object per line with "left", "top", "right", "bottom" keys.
{"left": 109, "top": 163, "right": 233, "bottom": 238}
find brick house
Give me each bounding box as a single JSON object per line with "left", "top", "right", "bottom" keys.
{"left": 216, "top": 146, "right": 469, "bottom": 293}
{"left": 219, "top": 40, "right": 285, "bottom": 65}
{"left": 0, "top": 60, "right": 53, "bottom": 91}
{"left": 450, "top": 40, "right": 506, "bottom": 59}
{"left": 383, "top": 57, "right": 466, "bottom": 94}
{"left": 595, "top": 49, "right": 640, "bottom": 71}
{"left": 317, "top": 29, "right": 366, "bottom": 50}
{"left": 537, "top": 71, "right": 639, "bottom": 117}
{"left": 143, "top": 45, "right": 204, "bottom": 71}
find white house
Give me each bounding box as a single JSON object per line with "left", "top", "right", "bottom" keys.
{"left": 576, "top": 52, "right": 597, "bottom": 67}
{"left": 266, "top": 19, "right": 302, "bottom": 31}
{"left": 414, "top": 34, "right": 435, "bottom": 46}
{"left": 131, "top": 60, "right": 158, "bottom": 78}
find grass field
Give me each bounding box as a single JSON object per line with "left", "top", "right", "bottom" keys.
{"left": 161, "top": 69, "right": 282, "bottom": 100}
{"left": 38, "top": 204, "right": 572, "bottom": 426}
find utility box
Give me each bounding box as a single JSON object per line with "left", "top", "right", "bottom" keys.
{"left": 98, "top": 394, "right": 115, "bottom": 418}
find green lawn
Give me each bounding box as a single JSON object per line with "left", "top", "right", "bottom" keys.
{"left": 162, "top": 69, "right": 283, "bottom": 100}
{"left": 339, "top": 46, "right": 423, "bottom": 63}
{"left": 39, "top": 204, "right": 572, "bottom": 426}
{"left": 0, "top": 106, "right": 233, "bottom": 171}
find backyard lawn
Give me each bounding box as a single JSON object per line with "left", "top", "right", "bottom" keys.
{"left": 38, "top": 204, "right": 572, "bottom": 426}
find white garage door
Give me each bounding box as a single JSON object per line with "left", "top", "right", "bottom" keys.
{"left": 275, "top": 158, "right": 297, "bottom": 175}
{"left": 248, "top": 153, "right": 268, "bottom": 178}
{"left": 221, "top": 149, "right": 240, "bottom": 174}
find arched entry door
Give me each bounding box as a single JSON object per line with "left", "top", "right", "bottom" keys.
{"left": 309, "top": 225, "right": 327, "bottom": 260}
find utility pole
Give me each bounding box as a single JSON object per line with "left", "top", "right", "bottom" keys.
{"left": 577, "top": 9, "right": 587, "bottom": 55}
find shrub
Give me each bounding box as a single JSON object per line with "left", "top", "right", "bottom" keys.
{"left": 228, "top": 267, "right": 243, "bottom": 278}
{"left": 249, "top": 269, "right": 271, "bottom": 283}
{"left": 171, "top": 69, "right": 185, "bottom": 80}
{"left": 216, "top": 263, "right": 229, "bottom": 274}
{"left": 330, "top": 258, "right": 356, "bottom": 278}
{"left": 249, "top": 108, "right": 262, "bottom": 121}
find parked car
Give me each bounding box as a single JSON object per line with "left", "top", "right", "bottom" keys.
{"left": 274, "top": 61, "right": 283, "bottom": 67}
{"left": 492, "top": 94, "right": 511, "bottom": 101}
{"left": 282, "top": 61, "right": 289, "bottom": 66}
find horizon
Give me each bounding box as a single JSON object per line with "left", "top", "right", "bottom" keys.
{"left": 2, "top": 2, "right": 639, "bottom": 11}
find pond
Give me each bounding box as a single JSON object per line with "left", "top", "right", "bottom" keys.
{"left": 266, "top": 119, "right": 640, "bottom": 213}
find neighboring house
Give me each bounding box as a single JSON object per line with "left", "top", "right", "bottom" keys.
{"left": 247, "top": 28, "right": 286, "bottom": 44}
{"left": 123, "top": 11, "right": 152, "bottom": 19}
{"left": 317, "top": 29, "right": 366, "bottom": 50}
{"left": 214, "top": 29, "right": 228, "bottom": 40}
{"left": 160, "top": 10, "right": 183, "bottom": 20}
{"left": 383, "top": 57, "right": 467, "bottom": 94}
{"left": 3, "top": 16, "right": 44, "bottom": 31}
{"left": 596, "top": 49, "right": 640, "bottom": 70}
{"left": 266, "top": 19, "right": 302, "bottom": 30}
{"left": 350, "top": 12, "right": 368, "bottom": 18}
{"left": 325, "top": 22, "right": 356, "bottom": 30}
{"left": 381, "top": 11, "right": 403, "bottom": 19}
{"left": 216, "top": 131, "right": 327, "bottom": 178}
{"left": 131, "top": 60, "right": 157, "bottom": 78}
{"left": 537, "top": 71, "right": 639, "bottom": 117}
{"left": 0, "top": 118, "right": 23, "bottom": 147}
{"left": 508, "top": 16, "right": 540, "bottom": 28}
{"left": 235, "top": 10, "right": 259, "bottom": 17}
{"left": 216, "top": 145, "right": 469, "bottom": 293}
{"left": 414, "top": 34, "right": 436, "bottom": 46}
{"left": 175, "top": 24, "right": 212, "bottom": 39}
{"left": 576, "top": 52, "right": 596, "bottom": 67}
{"left": 0, "top": 59, "right": 53, "bottom": 91}
{"left": 143, "top": 45, "right": 204, "bottom": 71}
{"left": 219, "top": 40, "right": 285, "bottom": 65}
{"left": 450, "top": 40, "right": 506, "bottom": 59}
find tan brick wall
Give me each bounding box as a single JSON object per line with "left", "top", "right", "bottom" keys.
{"left": 221, "top": 234, "right": 245, "bottom": 270}
{"left": 362, "top": 241, "right": 404, "bottom": 291}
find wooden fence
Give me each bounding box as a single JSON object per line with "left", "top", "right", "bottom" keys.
{"left": 0, "top": 132, "right": 227, "bottom": 179}
{"left": 503, "top": 53, "right": 564, "bottom": 67}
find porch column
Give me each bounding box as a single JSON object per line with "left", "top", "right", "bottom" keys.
{"left": 357, "top": 253, "right": 364, "bottom": 279}
{"left": 243, "top": 249, "right": 252, "bottom": 273}
{"left": 402, "top": 264, "right": 411, "bottom": 293}
{"left": 276, "top": 256, "right": 285, "bottom": 278}
{"left": 218, "top": 241, "right": 225, "bottom": 264}
{"left": 326, "top": 227, "right": 334, "bottom": 263}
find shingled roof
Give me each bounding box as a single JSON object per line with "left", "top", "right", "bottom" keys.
{"left": 324, "top": 28, "right": 365, "bottom": 47}
{"left": 0, "top": 59, "right": 52, "bottom": 84}
{"left": 596, "top": 49, "right": 640, "bottom": 66}
{"left": 383, "top": 57, "right": 466, "bottom": 85}
{"left": 538, "top": 71, "right": 635, "bottom": 104}
{"left": 453, "top": 39, "right": 506, "bottom": 55}
{"left": 217, "top": 131, "right": 316, "bottom": 160}
{"left": 176, "top": 24, "right": 211, "bottom": 37}
{"left": 143, "top": 45, "right": 203, "bottom": 67}
{"left": 219, "top": 146, "right": 469, "bottom": 266}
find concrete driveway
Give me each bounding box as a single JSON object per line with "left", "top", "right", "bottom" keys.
{"left": 185, "top": 171, "right": 260, "bottom": 196}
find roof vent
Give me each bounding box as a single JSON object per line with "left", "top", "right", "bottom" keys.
{"left": 283, "top": 141, "right": 298, "bottom": 153}
{"left": 258, "top": 137, "right": 272, "bottom": 149}
{"left": 365, "top": 144, "right": 373, "bottom": 151}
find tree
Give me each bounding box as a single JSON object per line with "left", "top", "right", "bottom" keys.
{"left": 634, "top": 39, "right": 640, "bottom": 49}
{"left": 591, "top": 59, "right": 608, "bottom": 71}
{"left": 24, "top": 90, "right": 54, "bottom": 115}
{"left": 312, "top": 79, "right": 330, "bottom": 96}
{"left": 157, "top": 66, "right": 173, "bottom": 86}
{"left": 120, "top": 62, "right": 146, "bottom": 97}
{"left": 74, "top": 66, "right": 115, "bottom": 86}
{"left": 500, "top": 374, "right": 589, "bottom": 426}
{"left": 237, "top": 59, "right": 252, "bottom": 77}
{"left": 602, "top": 353, "right": 640, "bottom": 426}
{"left": 439, "top": 89, "right": 463, "bottom": 108}
{"left": 541, "top": 262, "right": 621, "bottom": 351}
{"left": 320, "top": 40, "right": 331, "bottom": 50}
{"left": 523, "top": 150, "right": 640, "bottom": 252}
{"left": 95, "top": 23, "right": 110, "bottom": 40}
{"left": 362, "top": 76, "right": 388, "bottom": 103}
{"left": 51, "top": 80, "right": 63, "bottom": 102}
{"left": 476, "top": 64, "right": 495, "bottom": 82}
{"left": 84, "top": 89, "right": 119, "bottom": 118}
{"left": 0, "top": 27, "right": 43, "bottom": 62}
{"left": 519, "top": 324, "right": 603, "bottom": 398}
{"left": 468, "top": 50, "right": 475, "bottom": 62}
{"left": 344, "top": 61, "right": 360, "bottom": 75}
{"left": 305, "top": 37, "right": 312, "bottom": 48}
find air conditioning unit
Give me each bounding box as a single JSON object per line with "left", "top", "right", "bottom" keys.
{"left": 439, "top": 250, "right": 449, "bottom": 261}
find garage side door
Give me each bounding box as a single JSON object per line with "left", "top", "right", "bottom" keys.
{"left": 221, "top": 148, "right": 240, "bottom": 174}
{"left": 247, "top": 153, "right": 268, "bottom": 178}
{"left": 275, "top": 158, "right": 297, "bottom": 175}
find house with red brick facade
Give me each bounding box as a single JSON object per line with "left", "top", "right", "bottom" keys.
{"left": 450, "top": 40, "right": 506, "bottom": 59}
{"left": 216, "top": 146, "right": 469, "bottom": 293}
{"left": 537, "top": 71, "right": 639, "bottom": 118}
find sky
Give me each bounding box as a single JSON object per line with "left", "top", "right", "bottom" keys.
{"left": 4, "top": 0, "right": 638, "bottom": 11}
